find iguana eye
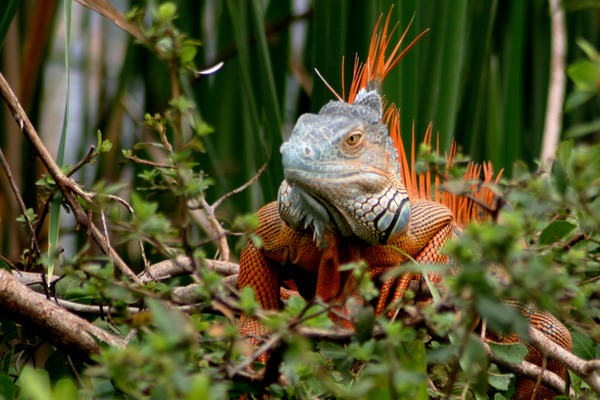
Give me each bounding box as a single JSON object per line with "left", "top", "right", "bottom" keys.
{"left": 345, "top": 131, "right": 364, "bottom": 148}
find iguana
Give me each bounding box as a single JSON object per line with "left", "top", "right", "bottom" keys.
{"left": 238, "top": 13, "right": 572, "bottom": 399}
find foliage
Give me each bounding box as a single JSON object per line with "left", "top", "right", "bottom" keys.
{"left": 0, "top": 1, "right": 599, "bottom": 399}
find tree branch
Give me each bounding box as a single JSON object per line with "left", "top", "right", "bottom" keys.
{"left": 0, "top": 269, "right": 125, "bottom": 358}
{"left": 483, "top": 340, "right": 573, "bottom": 396}
{"left": 528, "top": 325, "right": 600, "bottom": 393}
{"left": 139, "top": 255, "right": 239, "bottom": 283}
{"left": 540, "top": 0, "right": 567, "bottom": 165}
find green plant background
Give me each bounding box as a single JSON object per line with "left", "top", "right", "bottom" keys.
{"left": 0, "top": 1, "right": 599, "bottom": 399}
{"left": 1, "top": 1, "right": 598, "bottom": 251}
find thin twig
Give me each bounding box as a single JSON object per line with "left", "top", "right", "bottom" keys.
{"left": 187, "top": 164, "right": 267, "bottom": 262}
{"left": 212, "top": 163, "right": 267, "bottom": 210}
{"left": 66, "top": 145, "right": 95, "bottom": 177}
{"left": 124, "top": 154, "right": 175, "bottom": 169}
{"left": 229, "top": 332, "right": 284, "bottom": 376}
{"left": 103, "top": 194, "right": 150, "bottom": 269}
{"left": 0, "top": 147, "right": 40, "bottom": 255}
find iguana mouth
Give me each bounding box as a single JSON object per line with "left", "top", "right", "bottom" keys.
{"left": 283, "top": 166, "right": 389, "bottom": 185}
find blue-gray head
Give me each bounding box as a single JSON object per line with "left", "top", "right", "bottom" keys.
{"left": 278, "top": 89, "right": 411, "bottom": 246}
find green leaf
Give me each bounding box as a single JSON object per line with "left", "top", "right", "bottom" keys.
{"left": 565, "top": 91, "right": 594, "bottom": 112}
{"left": 487, "top": 342, "right": 528, "bottom": 364}
{"left": 238, "top": 286, "right": 258, "bottom": 315}
{"left": 147, "top": 297, "right": 192, "bottom": 346}
{"left": 185, "top": 374, "right": 210, "bottom": 400}
{"left": 475, "top": 297, "right": 528, "bottom": 336}
{"left": 567, "top": 60, "right": 600, "bottom": 92}
{"left": 0, "top": 374, "right": 15, "bottom": 400}
{"left": 17, "top": 367, "right": 52, "bottom": 400}
{"left": 556, "top": 140, "right": 574, "bottom": 169}
{"left": 576, "top": 38, "right": 600, "bottom": 63}
{"left": 571, "top": 329, "right": 596, "bottom": 360}
{"left": 565, "top": 119, "right": 600, "bottom": 138}
{"left": 156, "top": 2, "right": 177, "bottom": 23}
{"left": 317, "top": 342, "right": 348, "bottom": 361}
{"left": 179, "top": 45, "right": 197, "bottom": 64}
{"left": 539, "top": 220, "right": 577, "bottom": 245}
{"left": 487, "top": 371, "right": 513, "bottom": 391}
{"left": 53, "top": 379, "right": 78, "bottom": 400}
{"left": 353, "top": 306, "right": 375, "bottom": 343}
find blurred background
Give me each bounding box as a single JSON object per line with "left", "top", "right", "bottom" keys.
{"left": 0, "top": 0, "right": 598, "bottom": 262}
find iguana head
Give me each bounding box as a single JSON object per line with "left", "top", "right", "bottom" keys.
{"left": 278, "top": 89, "right": 411, "bottom": 246}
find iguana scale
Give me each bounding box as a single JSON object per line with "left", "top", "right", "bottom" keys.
{"left": 238, "top": 12, "right": 572, "bottom": 399}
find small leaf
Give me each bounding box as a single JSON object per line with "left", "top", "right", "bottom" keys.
{"left": 185, "top": 374, "right": 210, "bottom": 400}
{"left": 567, "top": 60, "right": 600, "bottom": 92}
{"left": 353, "top": 305, "right": 375, "bottom": 343}
{"left": 487, "top": 371, "right": 513, "bottom": 391}
{"left": 556, "top": 140, "right": 574, "bottom": 170}
{"left": 147, "top": 297, "right": 191, "bottom": 345}
{"left": 539, "top": 220, "right": 577, "bottom": 245}
{"left": 317, "top": 341, "right": 348, "bottom": 361}
{"left": 17, "top": 367, "right": 52, "bottom": 400}
{"left": 53, "top": 379, "right": 78, "bottom": 400}
{"left": 238, "top": 287, "right": 258, "bottom": 315}
{"left": 156, "top": 2, "right": 177, "bottom": 22}
{"left": 179, "top": 45, "right": 197, "bottom": 64}
{"left": 565, "top": 91, "right": 594, "bottom": 112}
{"left": 487, "top": 342, "right": 528, "bottom": 364}
{"left": 576, "top": 38, "right": 600, "bottom": 63}
{"left": 565, "top": 119, "right": 600, "bottom": 138}
{"left": 571, "top": 329, "right": 595, "bottom": 359}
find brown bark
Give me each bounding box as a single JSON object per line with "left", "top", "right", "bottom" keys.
{"left": 0, "top": 269, "right": 125, "bottom": 358}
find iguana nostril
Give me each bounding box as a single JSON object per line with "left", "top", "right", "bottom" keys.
{"left": 304, "top": 146, "right": 311, "bottom": 157}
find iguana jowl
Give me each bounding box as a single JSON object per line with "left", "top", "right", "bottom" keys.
{"left": 238, "top": 13, "right": 572, "bottom": 399}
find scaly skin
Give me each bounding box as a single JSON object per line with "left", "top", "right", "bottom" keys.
{"left": 238, "top": 13, "right": 572, "bottom": 399}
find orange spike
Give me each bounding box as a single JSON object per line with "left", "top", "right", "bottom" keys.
{"left": 346, "top": 8, "right": 429, "bottom": 103}
{"left": 350, "top": 8, "right": 501, "bottom": 228}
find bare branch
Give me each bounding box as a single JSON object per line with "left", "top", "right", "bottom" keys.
{"left": 123, "top": 153, "right": 175, "bottom": 169}
{"left": 212, "top": 163, "right": 267, "bottom": 210}
{"left": 67, "top": 145, "right": 95, "bottom": 177}
{"left": 74, "top": 0, "right": 148, "bottom": 46}
{"left": 540, "top": 0, "right": 567, "bottom": 165}
{"left": 139, "top": 255, "right": 239, "bottom": 283}
{"left": 483, "top": 341, "right": 573, "bottom": 396}
{"left": 528, "top": 325, "right": 600, "bottom": 393}
{"left": 187, "top": 165, "right": 267, "bottom": 262}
